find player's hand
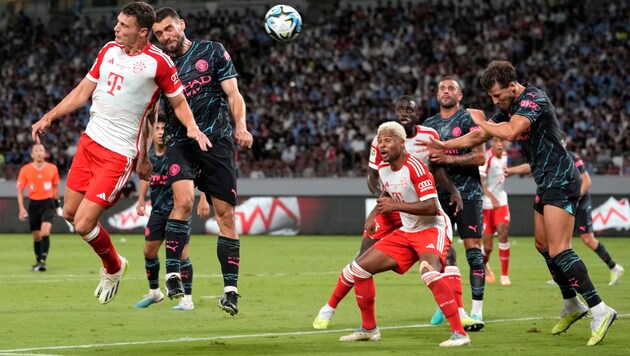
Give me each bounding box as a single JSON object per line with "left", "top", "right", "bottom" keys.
{"left": 428, "top": 149, "right": 452, "bottom": 165}
{"left": 364, "top": 218, "right": 377, "bottom": 236}
{"left": 136, "top": 159, "right": 152, "bottom": 181}
{"left": 31, "top": 116, "right": 53, "bottom": 143}
{"left": 376, "top": 196, "right": 397, "bottom": 214}
{"left": 504, "top": 167, "right": 515, "bottom": 177}
{"left": 235, "top": 127, "right": 253, "bottom": 149}
{"left": 467, "top": 108, "right": 487, "bottom": 126}
{"left": 19, "top": 208, "right": 28, "bottom": 221}
{"left": 491, "top": 197, "right": 501, "bottom": 209}
{"left": 136, "top": 200, "right": 146, "bottom": 216}
{"left": 197, "top": 198, "right": 211, "bottom": 219}
{"left": 450, "top": 191, "right": 463, "bottom": 216}
{"left": 187, "top": 126, "right": 212, "bottom": 151}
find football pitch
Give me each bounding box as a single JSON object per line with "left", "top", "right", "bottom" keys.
{"left": 0, "top": 233, "right": 627, "bottom": 355}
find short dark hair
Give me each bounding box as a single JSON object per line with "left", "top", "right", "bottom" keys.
{"left": 438, "top": 76, "right": 463, "bottom": 92}
{"left": 395, "top": 95, "right": 417, "bottom": 105}
{"left": 155, "top": 7, "right": 181, "bottom": 23}
{"left": 121, "top": 1, "right": 156, "bottom": 31}
{"left": 480, "top": 60, "right": 517, "bottom": 92}
{"left": 157, "top": 112, "right": 168, "bottom": 124}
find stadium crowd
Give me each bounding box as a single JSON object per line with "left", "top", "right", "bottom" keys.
{"left": 0, "top": 0, "right": 628, "bottom": 180}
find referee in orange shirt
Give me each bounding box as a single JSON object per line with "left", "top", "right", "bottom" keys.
{"left": 16, "top": 144, "right": 61, "bottom": 271}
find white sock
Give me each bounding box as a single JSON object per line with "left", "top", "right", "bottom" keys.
{"left": 590, "top": 301, "right": 607, "bottom": 319}
{"left": 563, "top": 296, "right": 583, "bottom": 310}
{"left": 471, "top": 300, "right": 483, "bottom": 317}
{"left": 458, "top": 307, "right": 468, "bottom": 317}
{"left": 322, "top": 303, "right": 335, "bottom": 312}
{"left": 183, "top": 294, "right": 192, "bottom": 303}
{"left": 224, "top": 286, "right": 238, "bottom": 293}
{"left": 150, "top": 288, "right": 161, "bottom": 297}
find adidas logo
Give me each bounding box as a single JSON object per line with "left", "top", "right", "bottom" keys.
{"left": 107, "top": 58, "right": 114, "bottom": 64}
{"left": 97, "top": 193, "right": 107, "bottom": 201}
{"left": 426, "top": 243, "right": 435, "bottom": 249}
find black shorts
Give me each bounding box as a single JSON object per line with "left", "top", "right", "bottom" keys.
{"left": 573, "top": 195, "right": 593, "bottom": 235}
{"left": 145, "top": 213, "right": 191, "bottom": 244}
{"left": 439, "top": 198, "right": 483, "bottom": 239}
{"left": 167, "top": 138, "right": 237, "bottom": 206}
{"left": 533, "top": 187, "right": 580, "bottom": 216}
{"left": 28, "top": 199, "right": 55, "bottom": 232}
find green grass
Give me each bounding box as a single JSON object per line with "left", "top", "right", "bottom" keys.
{"left": 0, "top": 234, "right": 627, "bottom": 355}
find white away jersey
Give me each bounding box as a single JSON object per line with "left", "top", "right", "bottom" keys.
{"left": 479, "top": 151, "right": 508, "bottom": 208}
{"left": 369, "top": 125, "right": 439, "bottom": 169}
{"left": 378, "top": 154, "right": 451, "bottom": 237}
{"left": 85, "top": 42, "right": 183, "bottom": 158}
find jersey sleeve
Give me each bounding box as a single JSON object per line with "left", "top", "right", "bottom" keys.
{"left": 16, "top": 166, "right": 27, "bottom": 190}
{"left": 215, "top": 43, "right": 238, "bottom": 82}
{"left": 513, "top": 94, "right": 546, "bottom": 124}
{"left": 368, "top": 135, "right": 381, "bottom": 169}
{"left": 408, "top": 157, "right": 437, "bottom": 201}
{"left": 154, "top": 52, "right": 183, "bottom": 98}
{"left": 479, "top": 156, "right": 491, "bottom": 177}
{"left": 87, "top": 42, "right": 115, "bottom": 82}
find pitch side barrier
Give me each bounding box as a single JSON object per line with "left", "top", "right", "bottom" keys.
{"left": 0, "top": 177, "right": 628, "bottom": 236}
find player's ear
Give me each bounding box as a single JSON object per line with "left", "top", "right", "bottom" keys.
{"left": 180, "top": 19, "right": 185, "bottom": 31}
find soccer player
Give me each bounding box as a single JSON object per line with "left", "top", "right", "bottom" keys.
{"left": 421, "top": 60, "right": 617, "bottom": 346}
{"left": 422, "top": 77, "right": 486, "bottom": 330}
{"left": 313, "top": 96, "right": 470, "bottom": 329}
{"left": 31, "top": 2, "right": 210, "bottom": 305}
{"left": 16, "top": 144, "right": 61, "bottom": 272}
{"left": 506, "top": 152, "right": 624, "bottom": 286}
{"left": 479, "top": 137, "right": 511, "bottom": 286}
{"left": 339, "top": 121, "right": 470, "bottom": 347}
{"left": 134, "top": 115, "right": 211, "bottom": 310}
{"left": 152, "top": 8, "right": 253, "bottom": 315}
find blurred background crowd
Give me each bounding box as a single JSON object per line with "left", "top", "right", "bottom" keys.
{"left": 1, "top": 0, "right": 628, "bottom": 180}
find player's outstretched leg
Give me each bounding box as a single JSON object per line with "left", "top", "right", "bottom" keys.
{"left": 313, "top": 263, "right": 355, "bottom": 329}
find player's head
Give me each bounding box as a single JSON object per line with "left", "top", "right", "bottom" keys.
{"left": 31, "top": 144, "right": 46, "bottom": 163}
{"left": 436, "top": 76, "right": 463, "bottom": 109}
{"left": 115, "top": 2, "right": 156, "bottom": 46}
{"left": 394, "top": 95, "right": 420, "bottom": 137}
{"left": 154, "top": 114, "right": 168, "bottom": 146}
{"left": 480, "top": 60, "right": 519, "bottom": 110}
{"left": 153, "top": 7, "right": 187, "bottom": 55}
{"left": 490, "top": 137, "right": 504, "bottom": 157}
{"left": 377, "top": 121, "right": 406, "bottom": 163}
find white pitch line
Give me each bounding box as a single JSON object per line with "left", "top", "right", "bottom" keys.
{"left": 1, "top": 314, "right": 626, "bottom": 354}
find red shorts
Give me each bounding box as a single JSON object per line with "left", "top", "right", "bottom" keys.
{"left": 66, "top": 133, "right": 136, "bottom": 209}
{"left": 363, "top": 211, "right": 402, "bottom": 239}
{"left": 372, "top": 227, "right": 451, "bottom": 275}
{"left": 483, "top": 205, "right": 510, "bottom": 234}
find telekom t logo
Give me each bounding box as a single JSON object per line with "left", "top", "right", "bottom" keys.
{"left": 106, "top": 72, "right": 125, "bottom": 96}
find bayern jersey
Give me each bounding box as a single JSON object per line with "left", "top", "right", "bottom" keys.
{"left": 164, "top": 40, "right": 239, "bottom": 146}
{"left": 479, "top": 151, "right": 508, "bottom": 209}
{"left": 148, "top": 146, "right": 173, "bottom": 216}
{"left": 423, "top": 108, "right": 483, "bottom": 201}
{"left": 85, "top": 42, "right": 182, "bottom": 158}
{"left": 369, "top": 125, "right": 438, "bottom": 169}
{"left": 378, "top": 154, "right": 451, "bottom": 237}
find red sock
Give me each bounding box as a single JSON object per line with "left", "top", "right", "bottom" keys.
{"left": 327, "top": 264, "right": 354, "bottom": 308}
{"left": 82, "top": 223, "right": 120, "bottom": 274}
{"left": 354, "top": 276, "right": 376, "bottom": 330}
{"left": 499, "top": 244, "right": 510, "bottom": 276}
{"left": 443, "top": 266, "right": 464, "bottom": 309}
{"left": 423, "top": 271, "right": 466, "bottom": 335}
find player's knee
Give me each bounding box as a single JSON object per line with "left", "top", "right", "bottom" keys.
{"left": 418, "top": 260, "right": 435, "bottom": 275}
{"left": 465, "top": 248, "right": 483, "bottom": 267}
{"left": 62, "top": 208, "right": 75, "bottom": 223}
{"left": 74, "top": 220, "right": 96, "bottom": 236}
{"left": 215, "top": 207, "right": 236, "bottom": 228}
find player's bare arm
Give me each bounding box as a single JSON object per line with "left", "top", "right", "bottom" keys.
{"left": 364, "top": 206, "right": 379, "bottom": 236}
{"left": 366, "top": 167, "right": 382, "bottom": 196}
{"left": 221, "top": 77, "right": 253, "bottom": 149}
{"left": 376, "top": 195, "right": 439, "bottom": 216}
{"left": 480, "top": 175, "right": 500, "bottom": 209}
{"left": 429, "top": 143, "right": 485, "bottom": 166}
{"left": 32, "top": 78, "right": 97, "bottom": 142}
{"left": 197, "top": 192, "right": 211, "bottom": 219}
{"left": 17, "top": 188, "right": 27, "bottom": 221}
{"left": 504, "top": 163, "right": 531, "bottom": 177}
{"left": 136, "top": 180, "right": 150, "bottom": 217}
{"left": 468, "top": 109, "right": 531, "bottom": 142}
{"left": 431, "top": 165, "right": 463, "bottom": 215}
{"left": 167, "top": 93, "right": 212, "bottom": 150}
{"left": 420, "top": 124, "right": 491, "bottom": 152}
{"left": 580, "top": 171, "right": 592, "bottom": 197}
{"left": 137, "top": 102, "right": 158, "bottom": 181}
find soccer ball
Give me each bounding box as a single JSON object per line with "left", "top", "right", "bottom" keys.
{"left": 264, "top": 5, "right": 302, "bottom": 42}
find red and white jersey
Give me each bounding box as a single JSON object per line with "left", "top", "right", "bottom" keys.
{"left": 369, "top": 125, "right": 439, "bottom": 169}
{"left": 479, "top": 150, "right": 508, "bottom": 209}
{"left": 378, "top": 154, "right": 451, "bottom": 237}
{"left": 85, "top": 41, "right": 183, "bottom": 158}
